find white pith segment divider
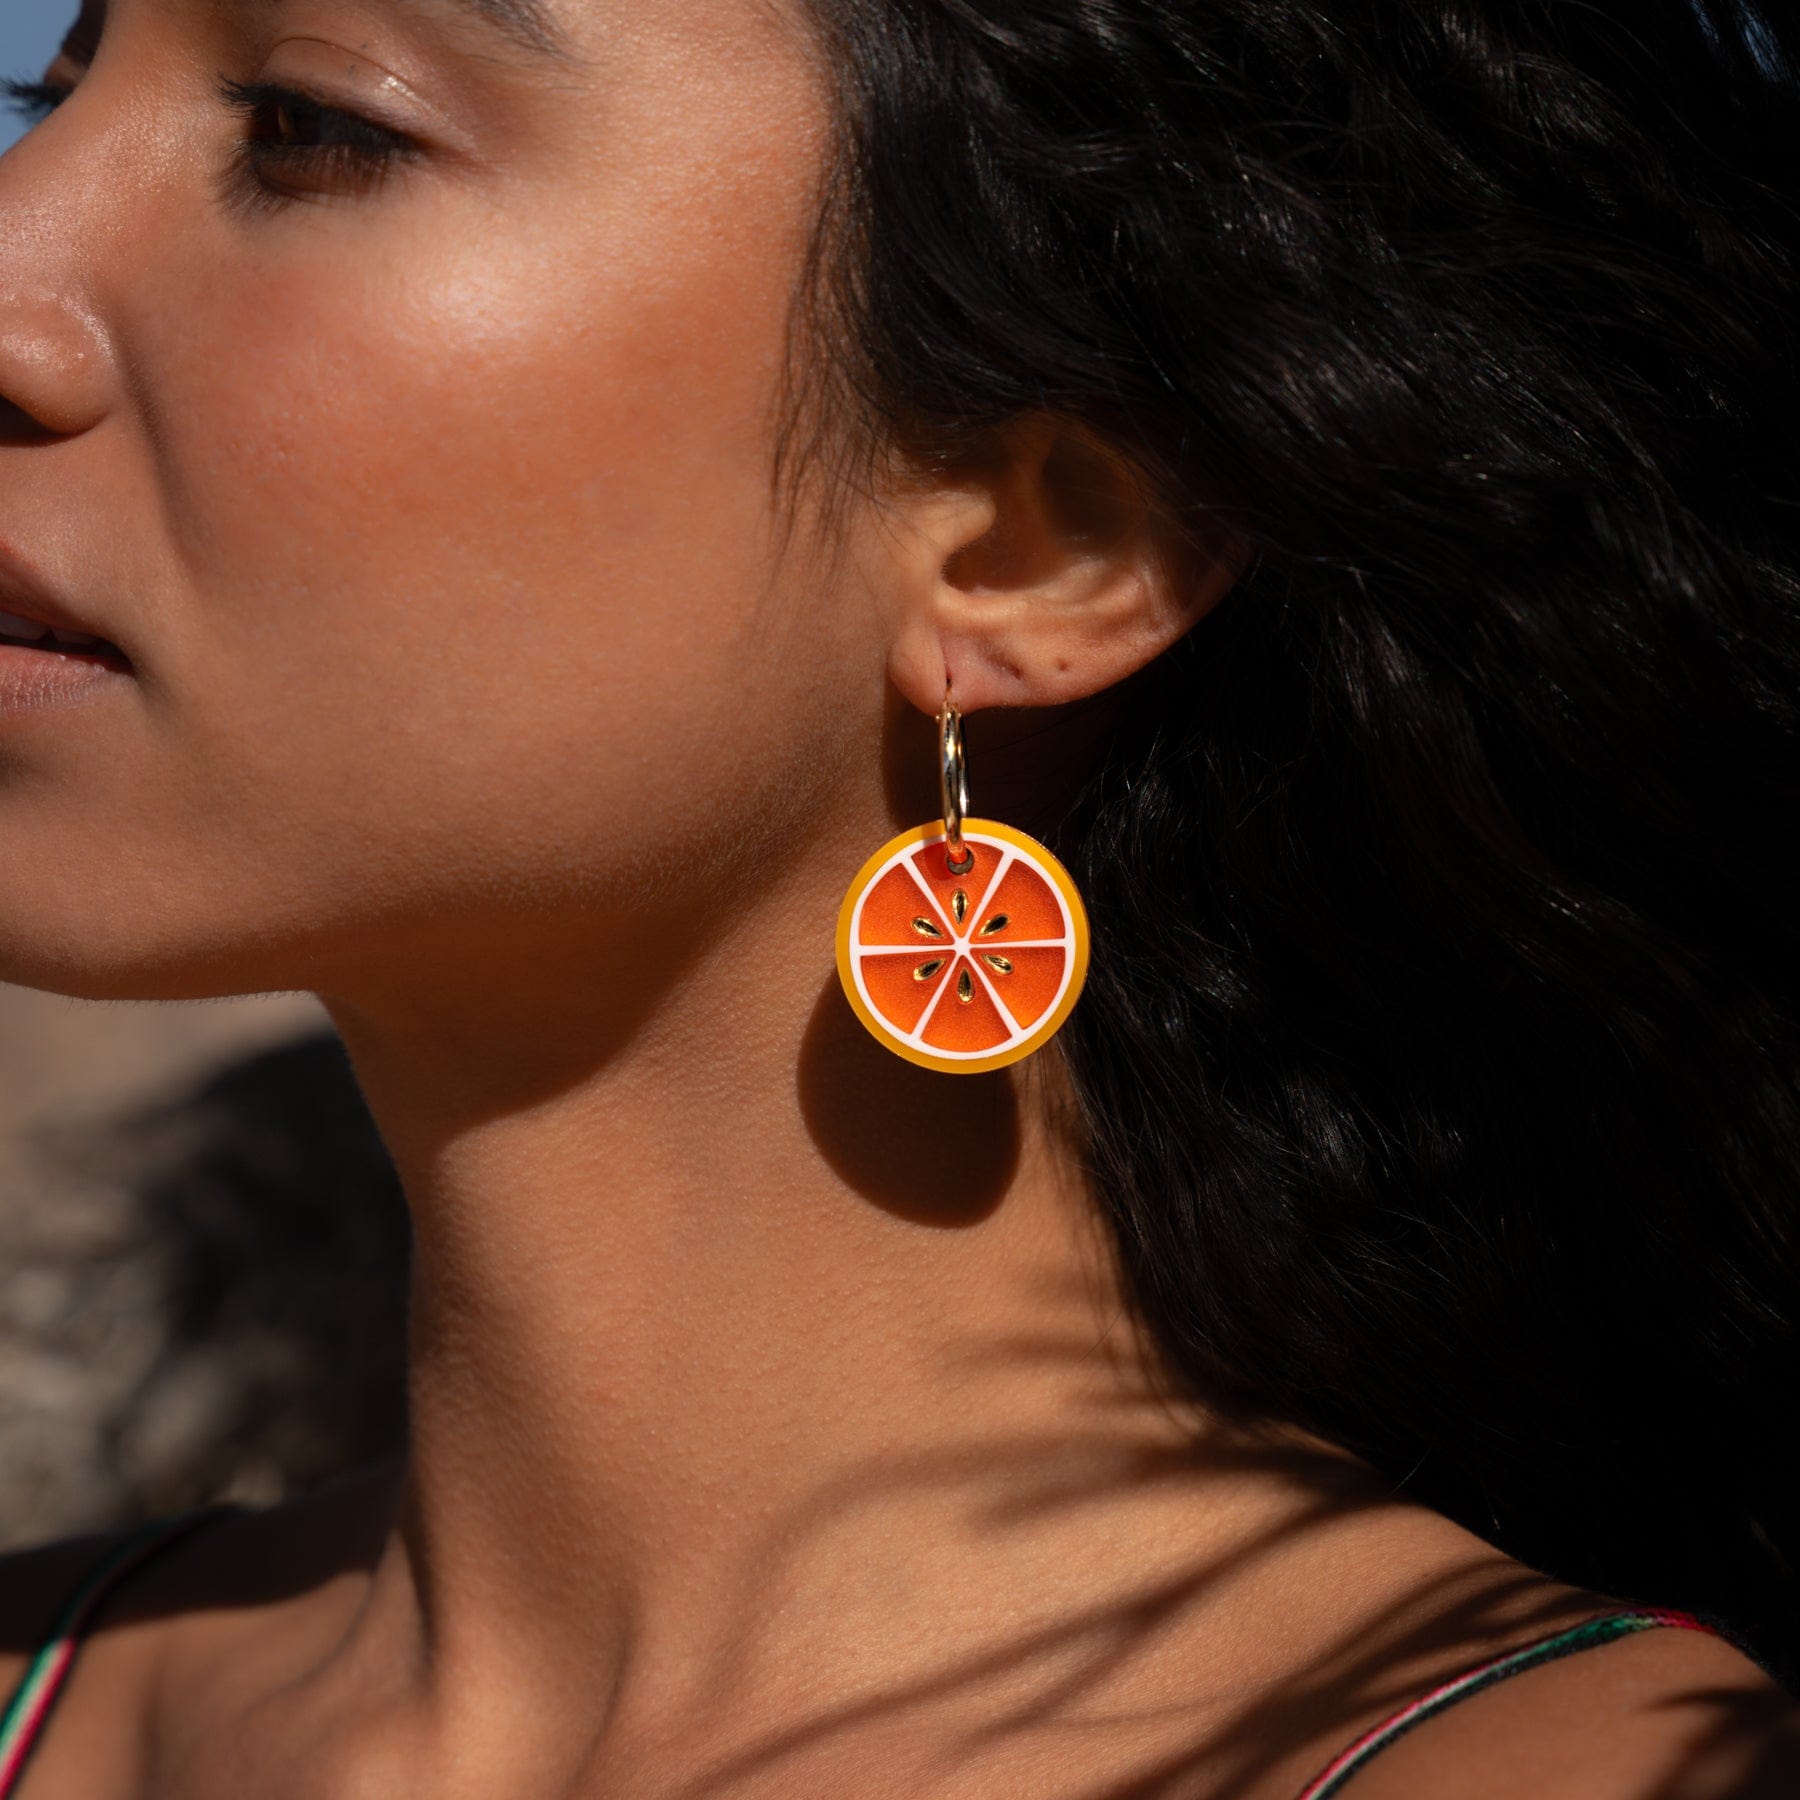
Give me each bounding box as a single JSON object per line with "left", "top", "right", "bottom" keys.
{"left": 848, "top": 838, "right": 1074, "bottom": 1055}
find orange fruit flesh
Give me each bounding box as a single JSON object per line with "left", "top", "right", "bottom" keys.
{"left": 853, "top": 838, "right": 1072, "bottom": 1055}
{"left": 857, "top": 951, "right": 947, "bottom": 1036}
{"left": 907, "top": 839, "right": 1003, "bottom": 925}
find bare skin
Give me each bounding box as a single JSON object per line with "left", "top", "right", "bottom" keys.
{"left": 1, "top": 0, "right": 1795, "bottom": 1795}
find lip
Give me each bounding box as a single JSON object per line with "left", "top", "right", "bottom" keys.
{"left": 0, "top": 536, "right": 127, "bottom": 654}
{"left": 0, "top": 639, "right": 134, "bottom": 719}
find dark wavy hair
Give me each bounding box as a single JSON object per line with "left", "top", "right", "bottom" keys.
{"left": 786, "top": 0, "right": 1800, "bottom": 1682}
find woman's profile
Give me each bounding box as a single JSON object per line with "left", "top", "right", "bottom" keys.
{"left": 1, "top": 0, "right": 1798, "bottom": 1793}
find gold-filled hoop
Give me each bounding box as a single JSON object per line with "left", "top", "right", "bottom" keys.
{"left": 939, "top": 683, "right": 975, "bottom": 875}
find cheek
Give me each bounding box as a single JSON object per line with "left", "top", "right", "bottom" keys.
{"left": 174, "top": 231, "right": 773, "bottom": 796}
{"left": 177, "top": 177, "right": 798, "bottom": 743}
{"left": 21, "top": 112, "right": 864, "bottom": 995}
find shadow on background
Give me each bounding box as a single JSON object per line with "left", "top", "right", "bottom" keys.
{"left": 0, "top": 1029, "right": 409, "bottom": 1542}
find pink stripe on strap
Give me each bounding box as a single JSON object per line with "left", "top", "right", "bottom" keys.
{"left": 1293, "top": 1608, "right": 1724, "bottom": 1799}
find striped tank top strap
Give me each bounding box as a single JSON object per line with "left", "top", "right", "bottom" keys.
{"left": 0, "top": 1507, "right": 232, "bottom": 1798}
{"left": 1293, "top": 1607, "right": 1723, "bottom": 1799}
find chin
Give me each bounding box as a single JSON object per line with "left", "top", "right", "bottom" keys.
{"left": 0, "top": 930, "right": 292, "bottom": 1008}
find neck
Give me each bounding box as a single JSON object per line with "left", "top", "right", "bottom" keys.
{"left": 307, "top": 850, "right": 1297, "bottom": 1778}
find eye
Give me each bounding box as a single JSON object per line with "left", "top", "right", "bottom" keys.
{"left": 218, "top": 77, "right": 420, "bottom": 207}
{"left": 2, "top": 71, "right": 419, "bottom": 208}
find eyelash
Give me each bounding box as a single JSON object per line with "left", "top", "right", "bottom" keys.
{"left": 0, "top": 71, "right": 419, "bottom": 208}
{"left": 0, "top": 78, "right": 65, "bottom": 121}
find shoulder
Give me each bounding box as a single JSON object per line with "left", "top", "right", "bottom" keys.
{"left": 1212, "top": 1469, "right": 1800, "bottom": 1800}
{"left": 0, "top": 1518, "right": 156, "bottom": 1701}
{"left": 0, "top": 1466, "right": 396, "bottom": 1792}
{"left": 1338, "top": 1618, "right": 1800, "bottom": 1799}
{"left": 0, "top": 1460, "right": 397, "bottom": 1714}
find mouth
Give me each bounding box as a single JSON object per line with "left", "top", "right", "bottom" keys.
{"left": 0, "top": 608, "right": 132, "bottom": 670}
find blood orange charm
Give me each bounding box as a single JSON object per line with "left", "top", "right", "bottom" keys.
{"left": 836, "top": 819, "right": 1090, "bottom": 1073}
{"left": 835, "top": 688, "right": 1090, "bottom": 1073}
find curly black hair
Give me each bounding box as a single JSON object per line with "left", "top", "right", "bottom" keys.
{"left": 789, "top": 0, "right": 1800, "bottom": 1682}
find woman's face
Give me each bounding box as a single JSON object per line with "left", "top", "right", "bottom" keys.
{"left": 0, "top": 0, "right": 879, "bottom": 1011}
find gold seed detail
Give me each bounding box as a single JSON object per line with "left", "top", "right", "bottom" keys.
{"left": 981, "top": 953, "right": 1013, "bottom": 975}
{"left": 957, "top": 969, "right": 974, "bottom": 1004}
{"left": 913, "top": 959, "right": 946, "bottom": 982}
{"left": 951, "top": 889, "right": 969, "bottom": 925}
{"left": 979, "top": 914, "right": 1010, "bottom": 936}
{"left": 910, "top": 916, "right": 945, "bottom": 940}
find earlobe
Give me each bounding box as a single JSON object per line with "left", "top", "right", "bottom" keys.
{"left": 883, "top": 415, "right": 1243, "bottom": 718}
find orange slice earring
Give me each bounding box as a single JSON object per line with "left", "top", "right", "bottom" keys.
{"left": 835, "top": 682, "right": 1091, "bottom": 1074}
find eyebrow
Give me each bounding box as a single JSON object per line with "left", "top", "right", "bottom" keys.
{"left": 446, "top": 0, "right": 570, "bottom": 59}
{"left": 212, "top": 0, "right": 576, "bottom": 62}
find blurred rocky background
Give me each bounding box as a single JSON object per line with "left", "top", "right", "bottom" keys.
{"left": 0, "top": 986, "right": 409, "bottom": 1549}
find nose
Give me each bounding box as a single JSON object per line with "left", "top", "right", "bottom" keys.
{"left": 0, "top": 117, "right": 122, "bottom": 441}
{"left": 0, "top": 288, "right": 111, "bottom": 439}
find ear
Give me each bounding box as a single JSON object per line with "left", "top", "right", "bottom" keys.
{"left": 880, "top": 415, "right": 1246, "bottom": 717}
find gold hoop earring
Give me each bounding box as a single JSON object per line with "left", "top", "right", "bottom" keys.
{"left": 835, "top": 681, "right": 1091, "bottom": 1074}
